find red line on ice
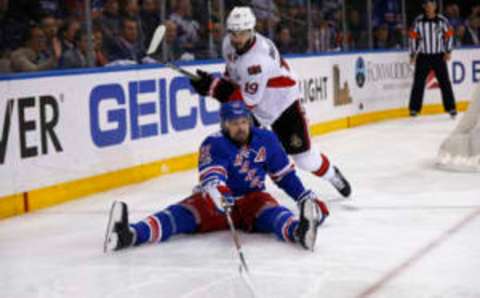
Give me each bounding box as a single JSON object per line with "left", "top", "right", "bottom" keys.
{"left": 356, "top": 207, "right": 480, "bottom": 298}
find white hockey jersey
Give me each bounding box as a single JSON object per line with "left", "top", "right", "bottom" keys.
{"left": 222, "top": 33, "right": 301, "bottom": 126}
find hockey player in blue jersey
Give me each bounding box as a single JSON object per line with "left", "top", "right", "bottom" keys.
{"left": 104, "top": 101, "right": 330, "bottom": 252}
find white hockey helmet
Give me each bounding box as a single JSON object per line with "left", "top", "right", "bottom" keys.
{"left": 226, "top": 6, "right": 256, "bottom": 32}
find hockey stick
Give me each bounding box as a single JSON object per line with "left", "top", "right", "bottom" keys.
{"left": 146, "top": 25, "right": 166, "bottom": 56}
{"left": 224, "top": 206, "right": 259, "bottom": 298}
{"left": 144, "top": 25, "right": 201, "bottom": 81}
{"left": 165, "top": 62, "right": 199, "bottom": 80}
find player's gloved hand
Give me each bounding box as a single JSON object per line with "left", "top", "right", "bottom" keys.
{"left": 203, "top": 180, "right": 235, "bottom": 212}
{"left": 222, "top": 194, "right": 235, "bottom": 212}
{"left": 190, "top": 70, "right": 215, "bottom": 96}
{"left": 297, "top": 190, "right": 330, "bottom": 225}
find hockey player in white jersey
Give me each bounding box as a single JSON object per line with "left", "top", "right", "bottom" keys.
{"left": 190, "top": 6, "right": 351, "bottom": 197}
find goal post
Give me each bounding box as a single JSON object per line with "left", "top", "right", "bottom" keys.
{"left": 436, "top": 83, "right": 480, "bottom": 172}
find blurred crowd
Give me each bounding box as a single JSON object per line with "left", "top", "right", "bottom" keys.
{"left": 0, "top": 0, "right": 479, "bottom": 74}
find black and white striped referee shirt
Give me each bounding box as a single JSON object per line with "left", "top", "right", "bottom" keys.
{"left": 409, "top": 14, "right": 454, "bottom": 57}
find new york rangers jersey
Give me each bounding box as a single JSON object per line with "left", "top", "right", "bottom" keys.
{"left": 222, "top": 33, "right": 301, "bottom": 126}
{"left": 198, "top": 127, "right": 306, "bottom": 201}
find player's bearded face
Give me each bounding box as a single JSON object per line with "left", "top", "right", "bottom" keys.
{"left": 226, "top": 117, "right": 250, "bottom": 144}
{"left": 229, "top": 30, "right": 252, "bottom": 51}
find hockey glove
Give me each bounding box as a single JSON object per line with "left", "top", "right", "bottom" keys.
{"left": 203, "top": 180, "right": 235, "bottom": 212}
{"left": 297, "top": 190, "right": 330, "bottom": 225}
{"left": 190, "top": 70, "right": 238, "bottom": 103}
{"left": 190, "top": 70, "right": 213, "bottom": 96}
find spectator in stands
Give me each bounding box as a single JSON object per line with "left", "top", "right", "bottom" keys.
{"left": 59, "top": 18, "right": 80, "bottom": 51}
{"left": 158, "top": 20, "right": 183, "bottom": 62}
{"left": 275, "top": 26, "right": 300, "bottom": 54}
{"left": 140, "top": 0, "right": 160, "bottom": 49}
{"left": 444, "top": 3, "right": 463, "bottom": 29}
{"left": 373, "top": 0, "right": 401, "bottom": 27}
{"left": 373, "top": 23, "right": 400, "bottom": 49}
{"left": 40, "top": 14, "right": 59, "bottom": 43}
{"left": 320, "top": 0, "right": 341, "bottom": 23}
{"left": 463, "top": 16, "right": 480, "bottom": 46}
{"left": 60, "top": 29, "right": 87, "bottom": 68}
{"left": 121, "top": 0, "right": 144, "bottom": 46}
{"left": 93, "top": 26, "right": 109, "bottom": 66}
{"left": 40, "top": 14, "right": 63, "bottom": 63}
{"left": 472, "top": 4, "right": 480, "bottom": 18}
{"left": 348, "top": 9, "right": 368, "bottom": 50}
{"left": 60, "top": 26, "right": 107, "bottom": 69}
{"left": 252, "top": 0, "right": 278, "bottom": 39}
{"left": 454, "top": 25, "right": 466, "bottom": 47}
{"left": 284, "top": 4, "right": 307, "bottom": 50}
{"left": 169, "top": 0, "right": 200, "bottom": 57}
{"left": 10, "top": 24, "right": 61, "bottom": 72}
{"left": 211, "top": 22, "right": 224, "bottom": 58}
{"left": 99, "top": 0, "right": 121, "bottom": 43}
{"left": 310, "top": 19, "right": 336, "bottom": 52}
{"left": 373, "top": 0, "right": 403, "bottom": 47}
{"left": 106, "top": 16, "right": 144, "bottom": 64}
{"left": 121, "top": 0, "right": 139, "bottom": 17}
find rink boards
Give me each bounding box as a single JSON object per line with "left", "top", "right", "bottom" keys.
{"left": 1, "top": 48, "right": 479, "bottom": 218}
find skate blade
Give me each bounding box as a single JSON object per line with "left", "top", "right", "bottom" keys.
{"left": 103, "top": 201, "right": 122, "bottom": 253}
{"left": 304, "top": 200, "right": 320, "bottom": 251}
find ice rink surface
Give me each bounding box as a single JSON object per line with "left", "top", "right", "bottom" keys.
{"left": 1, "top": 114, "right": 480, "bottom": 298}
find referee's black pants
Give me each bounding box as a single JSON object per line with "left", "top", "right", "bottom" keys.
{"left": 409, "top": 53, "right": 456, "bottom": 114}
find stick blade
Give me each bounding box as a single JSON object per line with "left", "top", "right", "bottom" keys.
{"left": 146, "top": 25, "right": 166, "bottom": 55}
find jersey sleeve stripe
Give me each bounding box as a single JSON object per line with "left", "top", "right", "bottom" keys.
{"left": 266, "top": 76, "right": 297, "bottom": 88}
{"left": 199, "top": 166, "right": 228, "bottom": 182}
{"left": 270, "top": 162, "right": 295, "bottom": 182}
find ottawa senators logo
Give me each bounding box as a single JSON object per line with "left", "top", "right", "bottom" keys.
{"left": 247, "top": 65, "right": 262, "bottom": 75}
{"left": 290, "top": 134, "right": 303, "bottom": 149}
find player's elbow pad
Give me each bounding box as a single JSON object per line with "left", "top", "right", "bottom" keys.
{"left": 212, "top": 78, "right": 238, "bottom": 103}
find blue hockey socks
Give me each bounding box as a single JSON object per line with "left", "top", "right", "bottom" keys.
{"left": 130, "top": 204, "right": 197, "bottom": 245}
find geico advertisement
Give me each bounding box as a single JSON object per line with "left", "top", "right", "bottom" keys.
{"left": 0, "top": 66, "right": 222, "bottom": 196}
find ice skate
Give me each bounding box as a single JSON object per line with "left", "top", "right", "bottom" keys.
{"left": 329, "top": 167, "right": 351, "bottom": 197}
{"left": 104, "top": 201, "right": 134, "bottom": 252}
{"left": 295, "top": 198, "right": 328, "bottom": 251}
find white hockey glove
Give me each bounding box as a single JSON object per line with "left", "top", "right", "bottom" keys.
{"left": 203, "top": 180, "right": 235, "bottom": 212}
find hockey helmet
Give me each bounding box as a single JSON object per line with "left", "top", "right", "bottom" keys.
{"left": 220, "top": 101, "right": 251, "bottom": 124}
{"left": 226, "top": 6, "right": 256, "bottom": 33}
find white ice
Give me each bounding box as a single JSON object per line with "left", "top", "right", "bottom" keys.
{"left": 1, "top": 114, "right": 480, "bottom": 298}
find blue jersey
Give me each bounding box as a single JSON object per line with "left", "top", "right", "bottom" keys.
{"left": 198, "top": 127, "right": 306, "bottom": 201}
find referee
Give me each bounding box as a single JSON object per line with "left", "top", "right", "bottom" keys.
{"left": 408, "top": 0, "right": 457, "bottom": 118}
